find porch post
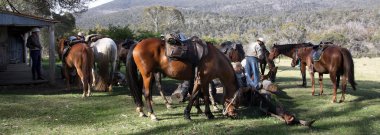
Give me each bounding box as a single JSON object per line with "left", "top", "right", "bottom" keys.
{"left": 48, "top": 25, "right": 56, "bottom": 85}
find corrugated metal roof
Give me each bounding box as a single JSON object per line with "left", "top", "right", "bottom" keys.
{"left": 0, "top": 10, "right": 59, "bottom": 26}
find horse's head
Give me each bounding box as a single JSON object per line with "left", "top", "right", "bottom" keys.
{"left": 220, "top": 41, "right": 245, "bottom": 62}
{"left": 268, "top": 44, "right": 281, "bottom": 61}
{"left": 223, "top": 87, "right": 241, "bottom": 118}
{"left": 57, "top": 38, "right": 68, "bottom": 58}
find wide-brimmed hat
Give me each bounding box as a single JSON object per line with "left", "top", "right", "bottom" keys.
{"left": 257, "top": 37, "right": 264, "bottom": 42}
{"left": 31, "top": 27, "right": 40, "bottom": 32}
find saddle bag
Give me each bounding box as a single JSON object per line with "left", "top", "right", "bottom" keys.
{"left": 166, "top": 44, "right": 188, "bottom": 60}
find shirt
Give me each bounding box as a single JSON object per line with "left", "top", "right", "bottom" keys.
{"left": 245, "top": 41, "right": 263, "bottom": 59}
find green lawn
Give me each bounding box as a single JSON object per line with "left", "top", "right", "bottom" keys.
{"left": 1, "top": 58, "right": 379, "bottom": 135}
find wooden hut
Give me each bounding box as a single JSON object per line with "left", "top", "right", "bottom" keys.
{"left": 0, "top": 10, "right": 58, "bottom": 85}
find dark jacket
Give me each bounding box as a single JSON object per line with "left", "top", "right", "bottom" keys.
{"left": 26, "top": 34, "right": 42, "bottom": 50}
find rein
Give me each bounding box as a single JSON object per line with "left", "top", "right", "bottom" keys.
{"left": 222, "top": 88, "right": 241, "bottom": 116}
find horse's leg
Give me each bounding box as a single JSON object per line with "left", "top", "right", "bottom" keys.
{"left": 202, "top": 83, "right": 214, "bottom": 119}
{"left": 184, "top": 81, "right": 201, "bottom": 120}
{"left": 91, "top": 66, "right": 96, "bottom": 87}
{"left": 155, "top": 73, "right": 172, "bottom": 109}
{"left": 142, "top": 73, "right": 157, "bottom": 121}
{"left": 75, "top": 67, "right": 87, "bottom": 97}
{"left": 340, "top": 75, "right": 347, "bottom": 103}
{"left": 318, "top": 73, "right": 323, "bottom": 95}
{"left": 329, "top": 73, "right": 338, "bottom": 103}
{"left": 108, "top": 60, "right": 117, "bottom": 92}
{"left": 63, "top": 67, "right": 71, "bottom": 91}
{"left": 309, "top": 65, "right": 316, "bottom": 96}
{"left": 301, "top": 63, "right": 307, "bottom": 87}
{"left": 209, "top": 81, "right": 220, "bottom": 111}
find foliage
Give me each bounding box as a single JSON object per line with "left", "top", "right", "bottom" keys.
{"left": 103, "top": 25, "right": 134, "bottom": 43}
{"left": 0, "top": 0, "right": 93, "bottom": 16}
{"left": 134, "top": 30, "right": 161, "bottom": 41}
{"left": 53, "top": 12, "right": 76, "bottom": 38}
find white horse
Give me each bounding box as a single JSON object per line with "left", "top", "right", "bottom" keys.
{"left": 86, "top": 35, "right": 117, "bottom": 92}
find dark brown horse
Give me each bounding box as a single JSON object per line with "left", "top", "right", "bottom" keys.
{"left": 57, "top": 38, "right": 94, "bottom": 97}
{"left": 219, "top": 41, "right": 245, "bottom": 62}
{"left": 269, "top": 43, "right": 357, "bottom": 102}
{"left": 268, "top": 43, "right": 314, "bottom": 86}
{"left": 127, "top": 37, "right": 240, "bottom": 121}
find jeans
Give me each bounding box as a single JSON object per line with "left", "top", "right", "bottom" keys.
{"left": 245, "top": 56, "right": 260, "bottom": 90}
{"left": 30, "top": 50, "right": 42, "bottom": 79}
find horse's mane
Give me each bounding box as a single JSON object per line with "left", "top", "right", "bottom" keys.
{"left": 273, "top": 43, "right": 314, "bottom": 54}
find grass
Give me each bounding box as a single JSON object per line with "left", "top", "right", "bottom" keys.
{"left": 1, "top": 57, "right": 379, "bottom": 135}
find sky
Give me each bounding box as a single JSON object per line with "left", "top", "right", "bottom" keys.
{"left": 88, "top": 0, "right": 114, "bottom": 8}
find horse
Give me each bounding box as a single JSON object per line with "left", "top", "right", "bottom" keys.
{"left": 269, "top": 43, "right": 357, "bottom": 102}
{"left": 268, "top": 43, "right": 314, "bottom": 86}
{"left": 117, "top": 38, "right": 173, "bottom": 109}
{"left": 127, "top": 36, "right": 240, "bottom": 121}
{"left": 85, "top": 34, "right": 117, "bottom": 92}
{"left": 57, "top": 38, "right": 94, "bottom": 97}
{"left": 219, "top": 41, "right": 245, "bottom": 62}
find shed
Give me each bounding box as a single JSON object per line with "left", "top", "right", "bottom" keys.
{"left": 0, "top": 10, "right": 58, "bottom": 85}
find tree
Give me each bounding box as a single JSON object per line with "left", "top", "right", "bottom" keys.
{"left": 143, "top": 6, "right": 185, "bottom": 33}
{"left": 53, "top": 12, "right": 76, "bottom": 38}
{"left": 0, "top": 0, "right": 93, "bottom": 17}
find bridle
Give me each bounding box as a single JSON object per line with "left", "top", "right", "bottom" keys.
{"left": 222, "top": 88, "right": 241, "bottom": 116}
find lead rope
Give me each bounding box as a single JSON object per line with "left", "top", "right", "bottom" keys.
{"left": 223, "top": 88, "right": 241, "bottom": 116}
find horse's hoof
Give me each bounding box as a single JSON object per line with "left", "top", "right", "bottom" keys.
{"left": 331, "top": 100, "right": 337, "bottom": 103}
{"left": 339, "top": 100, "right": 344, "bottom": 103}
{"left": 150, "top": 114, "right": 158, "bottom": 121}
{"left": 184, "top": 115, "right": 192, "bottom": 121}
{"left": 138, "top": 112, "right": 147, "bottom": 117}
{"left": 205, "top": 112, "right": 215, "bottom": 119}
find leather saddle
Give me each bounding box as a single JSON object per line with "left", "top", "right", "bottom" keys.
{"left": 164, "top": 34, "right": 208, "bottom": 65}
{"left": 312, "top": 42, "right": 332, "bottom": 61}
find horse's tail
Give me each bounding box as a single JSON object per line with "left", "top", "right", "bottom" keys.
{"left": 126, "top": 43, "right": 143, "bottom": 107}
{"left": 340, "top": 47, "right": 357, "bottom": 90}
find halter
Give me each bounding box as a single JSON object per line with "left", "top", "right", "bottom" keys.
{"left": 222, "top": 88, "right": 241, "bottom": 116}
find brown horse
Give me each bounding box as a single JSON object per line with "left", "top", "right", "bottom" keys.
{"left": 268, "top": 43, "right": 314, "bottom": 86}
{"left": 117, "top": 39, "right": 172, "bottom": 109}
{"left": 57, "top": 38, "right": 94, "bottom": 97}
{"left": 269, "top": 43, "right": 357, "bottom": 102}
{"left": 127, "top": 36, "right": 240, "bottom": 121}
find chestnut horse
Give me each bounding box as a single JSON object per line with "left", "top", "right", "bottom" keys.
{"left": 269, "top": 43, "right": 357, "bottom": 102}
{"left": 117, "top": 39, "right": 172, "bottom": 109}
{"left": 127, "top": 37, "right": 240, "bottom": 121}
{"left": 57, "top": 38, "right": 94, "bottom": 97}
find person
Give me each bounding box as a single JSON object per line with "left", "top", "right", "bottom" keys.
{"left": 245, "top": 37, "right": 264, "bottom": 90}
{"left": 77, "top": 32, "right": 85, "bottom": 41}
{"left": 26, "top": 28, "right": 43, "bottom": 80}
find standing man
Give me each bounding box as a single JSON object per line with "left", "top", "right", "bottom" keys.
{"left": 245, "top": 37, "right": 264, "bottom": 90}
{"left": 26, "top": 28, "right": 43, "bottom": 80}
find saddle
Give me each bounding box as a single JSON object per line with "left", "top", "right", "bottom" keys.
{"left": 164, "top": 34, "right": 208, "bottom": 66}
{"left": 312, "top": 42, "right": 331, "bottom": 61}
{"left": 62, "top": 39, "right": 87, "bottom": 60}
